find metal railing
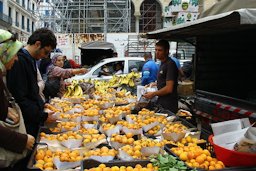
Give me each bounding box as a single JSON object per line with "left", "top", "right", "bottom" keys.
{"left": 0, "top": 12, "right": 12, "bottom": 25}
{"left": 15, "top": 21, "right": 19, "bottom": 27}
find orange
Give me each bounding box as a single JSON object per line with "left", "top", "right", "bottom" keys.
{"left": 215, "top": 163, "right": 223, "bottom": 169}
{"left": 133, "top": 168, "right": 139, "bottom": 171}
{"left": 179, "top": 152, "right": 188, "bottom": 161}
{"left": 45, "top": 150, "right": 52, "bottom": 157}
{"left": 186, "top": 162, "right": 192, "bottom": 167}
{"left": 111, "top": 166, "right": 119, "bottom": 171}
{"left": 146, "top": 163, "right": 153, "bottom": 169}
{"left": 217, "top": 161, "right": 225, "bottom": 167}
{"left": 187, "top": 152, "right": 195, "bottom": 160}
{"left": 206, "top": 156, "right": 212, "bottom": 162}
{"left": 210, "top": 161, "right": 216, "bottom": 166}
{"left": 202, "top": 149, "right": 211, "bottom": 156}
{"left": 195, "top": 156, "right": 205, "bottom": 164}
{"left": 126, "top": 132, "right": 133, "bottom": 138}
{"left": 99, "top": 164, "right": 106, "bottom": 169}
{"left": 44, "top": 162, "right": 53, "bottom": 168}
{"left": 127, "top": 138, "right": 134, "bottom": 144}
{"left": 200, "top": 154, "right": 207, "bottom": 160}
{"left": 126, "top": 166, "right": 133, "bottom": 171}
{"left": 209, "top": 165, "right": 215, "bottom": 170}
{"left": 35, "top": 153, "right": 44, "bottom": 161}
{"left": 34, "top": 163, "right": 43, "bottom": 170}
{"left": 103, "top": 167, "right": 111, "bottom": 171}
{"left": 194, "top": 150, "right": 201, "bottom": 158}
{"left": 135, "top": 164, "right": 142, "bottom": 169}
{"left": 192, "top": 162, "right": 200, "bottom": 168}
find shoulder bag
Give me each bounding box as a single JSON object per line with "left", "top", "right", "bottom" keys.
{"left": 0, "top": 78, "right": 28, "bottom": 168}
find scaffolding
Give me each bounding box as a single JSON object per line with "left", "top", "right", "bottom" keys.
{"left": 37, "top": 0, "right": 131, "bottom": 35}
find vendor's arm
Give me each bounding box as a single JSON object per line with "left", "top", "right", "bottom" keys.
{"left": 52, "top": 67, "right": 87, "bottom": 79}
{"left": 144, "top": 80, "right": 174, "bottom": 99}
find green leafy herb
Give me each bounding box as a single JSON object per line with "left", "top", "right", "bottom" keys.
{"left": 150, "top": 154, "right": 196, "bottom": 171}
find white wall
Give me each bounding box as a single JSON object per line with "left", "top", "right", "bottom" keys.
{"left": 106, "top": 33, "right": 130, "bottom": 58}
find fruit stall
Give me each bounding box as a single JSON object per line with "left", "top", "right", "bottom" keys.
{"left": 27, "top": 8, "right": 256, "bottom": 171}
{"left": 26, "top": 69, "right": 256, "bottom": 171}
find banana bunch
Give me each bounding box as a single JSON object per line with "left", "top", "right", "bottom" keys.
{"left": 64, "top": 72, "right": 140, "bottom": 96}
{"left": 108, "top": 71, "right": 140, "bottom": 88}
{"left": 63, "top": 80, "right": 84, "bottom": 97}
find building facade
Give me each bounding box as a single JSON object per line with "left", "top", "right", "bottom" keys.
{"left": 0, "top": 0, "right": 38, "bottom": 42}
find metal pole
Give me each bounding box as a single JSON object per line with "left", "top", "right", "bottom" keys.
{"left": 104, "top": 0, "right": 107, "bottom": 41}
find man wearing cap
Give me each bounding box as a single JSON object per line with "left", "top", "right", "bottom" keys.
{"left": 7, "top": 28, "right": 57, "bottom": 138}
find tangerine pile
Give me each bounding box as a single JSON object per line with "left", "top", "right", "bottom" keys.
{"left": 172, "top": 143, "right": 225, "bottom": 170}
{"left": 84, "top": 163, "right": 156, "bottom": 171}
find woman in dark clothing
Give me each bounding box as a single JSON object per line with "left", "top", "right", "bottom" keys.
{"left": 0, "top": 29, "right": 35, "bottom": 170}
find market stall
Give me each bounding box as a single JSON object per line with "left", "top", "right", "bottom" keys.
{"left": 146, "top": 8, "right": 256, "bottom": 169}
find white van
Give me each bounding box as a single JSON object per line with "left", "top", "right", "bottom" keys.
{"left": 69, "top": 57, "right": 145, "bottom": 81}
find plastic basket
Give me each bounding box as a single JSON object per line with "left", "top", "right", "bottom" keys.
{"left": 209, "top": 135, "right": 256, "bottom": 167}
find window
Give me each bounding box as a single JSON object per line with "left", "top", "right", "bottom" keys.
{"left": 92, "top": 61, "right": 124, "bottom": 76}
{"left": 22, "top": 15, "right": 25, "bottom": 29}
{"left": 45, "top": 10, "right": 49, "bottom": 16}
{"left": 8, "top": 7, "right": 12, "bottom": 18}
{"left": 32, "top": 21, "right": 34, "bottom": 32}
{"left": 15, "top": 11, "right": 19, "bottom": 27}
{"left": 0, "top": 1, "right": 3, "bottom": 13}
{"left": 27, "top": 18, "right": 30, "bottom": 32}
{"left": 27, "top": 0, "right": 30, "bottom": 10}
{"left": 128, "top": 60, "right": 144, "bottom": 72}
{"left": 22, "top": 0, "right": 25, "bottom": 7}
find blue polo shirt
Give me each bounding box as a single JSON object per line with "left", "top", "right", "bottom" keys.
{"left": 141, "top": 59, "right": 159, "bottom": 86}
{"left": 171, "top": 57, "right": 181, "bottom": 69}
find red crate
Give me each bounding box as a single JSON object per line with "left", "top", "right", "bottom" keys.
{"left": 209, "top": 135, "right": 256, "bottom": 167}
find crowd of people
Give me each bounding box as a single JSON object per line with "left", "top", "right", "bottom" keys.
{"left": 0, "top": 28, "right": 192, "bottom": 170}
{"left": 0, "top": 28, "right": 87, "bottom": 170}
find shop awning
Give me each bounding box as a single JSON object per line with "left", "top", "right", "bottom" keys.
{"left": 145, "top": 8, "right": 256, "bottom": 41}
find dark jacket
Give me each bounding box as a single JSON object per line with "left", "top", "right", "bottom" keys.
{"left": 7, "top": 49, "right": 48, "bottom": 137}
{"left": 0, "top": 72, "right": 8, "bottom": 121}
{"left": 0, "top": 72, "right": 27, "bottom": 153}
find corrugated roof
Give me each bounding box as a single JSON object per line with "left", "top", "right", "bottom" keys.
{"left": 145, "top": 8, "right": 256, "bottom": 41}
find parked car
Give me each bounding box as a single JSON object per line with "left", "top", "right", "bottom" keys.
{"left": 69, "top": 57, "right": 145, "bottom": 81}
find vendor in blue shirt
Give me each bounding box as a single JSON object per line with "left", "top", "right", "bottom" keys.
{"left": 141, "top": 52, "right": 159, "bottom": 86}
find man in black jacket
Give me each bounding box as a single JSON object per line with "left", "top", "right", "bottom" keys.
{"left": 7, "top": 28, "right": 57, "bottom": 138}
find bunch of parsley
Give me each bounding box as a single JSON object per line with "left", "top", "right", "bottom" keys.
{"left": 150, "top": 154, "right": 197, "bottom": 171}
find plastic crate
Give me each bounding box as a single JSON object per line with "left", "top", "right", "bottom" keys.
{"left": 209, "top": 135, "right": 256, "bottom": 167}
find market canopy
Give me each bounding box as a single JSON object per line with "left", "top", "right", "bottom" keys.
{"left": 199, "top": 0, "right": 256, "bottom": 18}
{"left": 79, "top": 41, "right": 116, "bottom": 52}
{"left": 145, "top": 8, "right": 256, "bottom": 41}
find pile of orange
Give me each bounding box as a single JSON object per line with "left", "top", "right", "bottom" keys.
{"left": 84, "top": 163, "right": 156, "bottom": 171}
{"left": 172, "top": 144, "right": 225, "bottom": 170}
